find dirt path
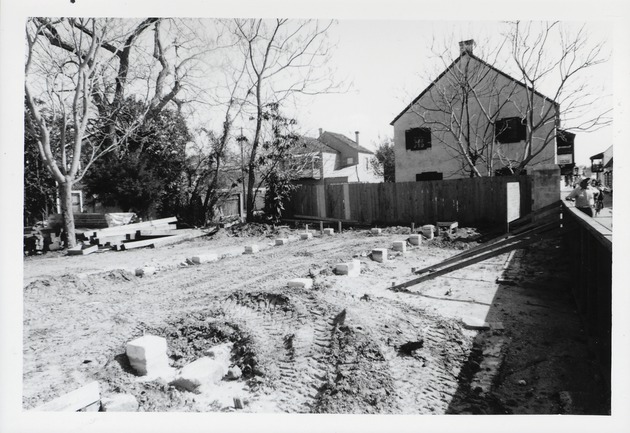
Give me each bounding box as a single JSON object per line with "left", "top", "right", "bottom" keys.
{"left": 22, "top": 225, "right": 608, "bottom": 414}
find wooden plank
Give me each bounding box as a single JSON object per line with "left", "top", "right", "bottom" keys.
{"left": 89, "top": 217, "right": 177, "bottom": 238}
{"left": 34, "top": 381, "right": 100, "bottom": 411}
{"left": 391, "top": 230, "right": 556, "bottom": 292}
{"left": 119, "top": 230, "right": 204, "bottom": 251}
{"left": 67, "top": 244, "right": 99, "bottom": 256}
{"left": 412, "top": 219, "right": 560, "bottom": 275}
{"left": 138, "top": 228, "right": 196, "bottom": 237}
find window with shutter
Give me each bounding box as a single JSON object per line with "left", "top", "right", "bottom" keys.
{"left": 405, "top": 127, "right": 431, "bottom": 150}
{"left": 495, "top": 117, "right": 526, "bottom": 143}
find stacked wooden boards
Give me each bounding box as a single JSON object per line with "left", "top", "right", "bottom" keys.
{"left": 78, "top": 217, "right": 205, "bottom": 253}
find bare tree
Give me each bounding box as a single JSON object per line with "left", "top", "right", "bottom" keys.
{"left": 229, "top": 18, "right": 339, "bottom": 221}
{"left": 24, "top": 18, "right": 208, "bottom": 246}
{"left": 405, "top": 22, "right": 609, "bottom": 178}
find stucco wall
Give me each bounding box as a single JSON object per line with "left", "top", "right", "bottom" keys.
{"left": 393, "top": 56, "right": 558, "bottom": 182}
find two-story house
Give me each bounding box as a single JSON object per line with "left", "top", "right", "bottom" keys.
{"left": 290, "top": 129, "right": 381, "bottom": 185}
{"left": 391, "top": 40, "right": 560, "bottom": 181}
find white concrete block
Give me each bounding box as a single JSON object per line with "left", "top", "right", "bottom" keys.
{"left": 191, "top": 253, "right": 219, "bottom": 264}
{"left": 371, "top": 228, "right": 382, "bottom": 235}
{"left": 288, "top": 278, "right": 313, "bottom": 289}
{"left": 409, "top": 234, "right": 422, "bottom": 246}
{"left": 126, "top": 335, "right": 170, "bottom": 376}
{"left": 170, "top": 357, "right": 227, "bottom": 391}
{"left": 275, "top": 238, "right": 289, "bottom": 246}
{"left": 392, "top": 241, "right": 407, "bottom": 252}
{"left": 462, "top": 317, "right": 490, "bottom": 330}
{"left": 323, "top": 228, "right": 335, "bottom": 235}
{"left": 100, "top": 393, "right": 139, "bottom": 412}
{"left": 300, "top": 232, "right": 313, "bottom": 240}
{"left": 371, "top": 248, "right": 388, "bottom": 263}
{"left": 135, "top": 266, "right": 156, "bottom": 277}
{"left": 421, "top": 225, "right": 435, "bottom": 240}
{"left": 335, "top": 259, "right": 361, "bottom": 277}
{"left": 244, "top": 245, "right": 259, "bottom": 254}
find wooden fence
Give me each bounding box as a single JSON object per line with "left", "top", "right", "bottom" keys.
{"left": 286, "top": 176, "right": 532, "bottom": 227}
{"left": 561, "top": 203, "right": 612, "bottom": 386}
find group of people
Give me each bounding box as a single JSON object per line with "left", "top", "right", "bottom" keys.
{"left": 565, "top": 177, "right": 606, "bottom": 217}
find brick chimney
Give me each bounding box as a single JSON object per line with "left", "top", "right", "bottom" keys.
{"left": 318, "top": 128, "right": 323, "bottom": 137}
{"left": 459, "top": 39, "right": 475, "bottom": 56}
{"left": 355, "top": 131, "right": 360, "bottom": 144}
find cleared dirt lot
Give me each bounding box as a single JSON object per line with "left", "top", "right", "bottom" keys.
{"left": 22, "top": 224, "right": 609, "bottom": 414}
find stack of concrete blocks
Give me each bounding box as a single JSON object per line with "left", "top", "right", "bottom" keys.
{"left": 288, "top": 278, "right": 313, "bottom": 289}
{"left": 371, "top": 228, "right": 382, "bottom": 235}
{"left": 323, "top": 228, "right": 335, "bottom": 236}
{"left": 335, "top": 259, "right": 361, "bottom": 277}
{"left": 275, "top": 238, "right": 289, "bottom": 246}
{"left": 126, "top": 335, "right": 171, "bottom": 377}
{"left": 300, "top": 232, "right": 313, "bottom": 240}
{"left": 408, "top": 234, "right": 422, "bottom": 246}
{"left": 371, "top": 248, "right": 388, "bottom": 263}
{"left": 190, "top": 253, "right": 218, "bottom": 264}
{"left": 244, "top": 245, "right": 259, "bottom": 254}
{"left": 135, "top": 266, "right": 156, "bottom": 277}
{"left": 392, "top": 241, "right": 407, "bottom": 253}
{"left": 421, "top": 225, "right": 435, "bottom": 240}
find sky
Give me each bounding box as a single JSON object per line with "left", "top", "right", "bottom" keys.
{"left": 295, "top": 20, "right": 613, "bottom": 166}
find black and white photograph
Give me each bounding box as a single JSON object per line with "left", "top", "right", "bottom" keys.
{"left": 1, "top": 1, "right": 629, "bottom": 432}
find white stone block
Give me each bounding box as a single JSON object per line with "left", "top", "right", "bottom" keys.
{"left": 323, "top": 228, "right": 335, "bottom": 235}
{"left": 191, "top": 253, "right": 219, "bottom": 264}
{"left": 135, "top": 266, "right": 156, "bottom": 277}
{"left": 244, "top": 245, "right": 259, "bottom": 254}
{"left": 409, "top": 234, "right": 422, "bottom": 246}
{"left": 288, "top": 278, "right": 313, "bottom": 289}
{"left": 335, "top": 259, "right": 361, "bottom": 277}
{"left": 226, "top": 365, "right": 242, "bottom": 380}
{"left": 170, "top": 357, "right": 227, "bottom": 392}
{"left": 421, "top": 225, "right": 435, "bottom": 240}
{"left": 275, "top": 238, "right": 289, "bottom": 246}
{"left": 100, "top": 393, "right": 139, "bottom": 412}
{"left": 126, "top": 335, "right": 170, "bottom": 376}
{"left": 300, "top": 232, "right": 313, "bottom": 240}
{"left": 371, "top": 228, "right": 382, "bottom": 235}
{"left": 392, "top": 241, "right": 407, "bottom": 252}
{"left": 371, "top": 248, "right": 388, "bottom": 263}
{"left": 462, "top": 317, "right": 490, "bottom": 330}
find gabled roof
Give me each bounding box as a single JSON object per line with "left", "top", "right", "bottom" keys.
{"left": 390, "top": 52, "right": 559, "bottom": 126}
{"left": 320, "top": 131, "right": 374, "bottom": 155}
{"left": 294, "top": 136, "right": 337, "bottom": 154}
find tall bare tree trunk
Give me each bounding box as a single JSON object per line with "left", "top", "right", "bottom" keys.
{"left": 59, "top": 179, "right": 77, "bottom": 248}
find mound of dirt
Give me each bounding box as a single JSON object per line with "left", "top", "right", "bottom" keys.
{"left": 427, "top": 227, "right": 482, "bottom": 250}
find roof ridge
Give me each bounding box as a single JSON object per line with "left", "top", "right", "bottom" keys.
{"left": 390, "top": 52, "right": 558, "bottom": 126}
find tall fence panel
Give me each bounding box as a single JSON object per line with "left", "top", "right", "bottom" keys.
{"left": 287, "top": 176, "right": 532, "bottom": 227}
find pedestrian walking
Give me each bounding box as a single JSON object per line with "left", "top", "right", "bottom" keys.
{"left": 565, "top": 178, "right": 598, "bottom": 217}
{"left": 593, "top": 180, "right": 605, "bottom": 217}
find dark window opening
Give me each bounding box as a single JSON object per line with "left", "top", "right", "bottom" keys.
{"left": 495, "top": 117, "right": 526, "bottom": 144}
{"left": 416, "top": 172, "right": 443, "bottom": 181}
{"left": 405, "top": 127, "right": 431, "bottom": 150}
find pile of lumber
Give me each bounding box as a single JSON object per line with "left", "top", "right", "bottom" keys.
{"left": 69, "top": 217, "right": 205, "bottom": 254}
{"left": 48, "top": 212, "right": 136, "bottom": 229}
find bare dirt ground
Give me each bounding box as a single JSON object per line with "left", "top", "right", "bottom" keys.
{"left": 22, "top": 224, "right": 609, "bottom": 414}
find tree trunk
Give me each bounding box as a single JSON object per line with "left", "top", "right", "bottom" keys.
{"left": 59, "top": 179, "right": 77, "bottom": 248}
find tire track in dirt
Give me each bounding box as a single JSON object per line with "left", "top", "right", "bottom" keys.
{"left": 215, "top": 289, "right": 337, "bottom": 413}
